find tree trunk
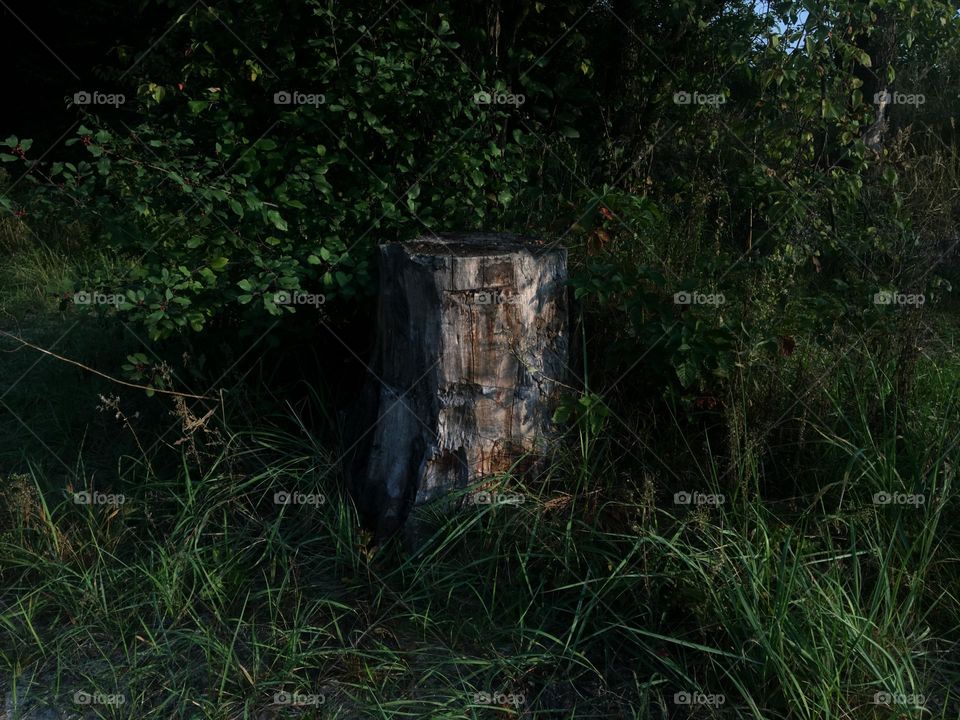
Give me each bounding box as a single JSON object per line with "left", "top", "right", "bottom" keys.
{"left": 345, "top": 232, "right": 569, "bottom": 544}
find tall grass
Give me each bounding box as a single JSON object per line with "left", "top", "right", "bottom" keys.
{"left": 1, "top": 335, "right": 958, "bottom": 718}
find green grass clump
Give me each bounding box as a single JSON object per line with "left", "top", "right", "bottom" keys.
{"left": 1, "top": 337, "right": 958, "bottom": 718}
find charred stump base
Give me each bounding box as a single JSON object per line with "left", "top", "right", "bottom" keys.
{"left": 345, "top": 233, "right": 568, "bottom": 546}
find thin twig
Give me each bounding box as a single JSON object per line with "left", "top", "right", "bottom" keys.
{"left": 0, "top": 329, "right": 215, "bottom": 400}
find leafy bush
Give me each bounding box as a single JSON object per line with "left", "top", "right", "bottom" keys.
{"left": 2, "top": 0, "right": 598, "bottom": 340}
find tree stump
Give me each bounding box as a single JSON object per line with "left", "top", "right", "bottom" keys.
{"left": 345, "top": 232, "right": 569, "bottom": 543}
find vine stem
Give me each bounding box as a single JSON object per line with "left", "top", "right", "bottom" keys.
{"left": 0, "top": 329, "right": 214, "bottom": 400}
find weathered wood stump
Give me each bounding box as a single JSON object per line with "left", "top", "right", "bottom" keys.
{"left": 345, "top": 232, "right": 568, "bottom": 543}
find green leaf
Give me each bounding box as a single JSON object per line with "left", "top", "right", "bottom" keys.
{"left": 676, "top": 360, "right": 698, "bottom": 388}
{"left": 266, "top": 209, "right": 288, "bottom": 231}
{"left": 821, "top": 98, "right": 840, "bottom": 120}
{"left": 210, "top": 257, "right": 229, "bottom": 270}
{"left": 552, "top": 404, "right": 572, "bottom": 424}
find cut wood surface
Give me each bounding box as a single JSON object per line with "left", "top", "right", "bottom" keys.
{"left": 346, "top": 232, "right": 569, "bottom": 542}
